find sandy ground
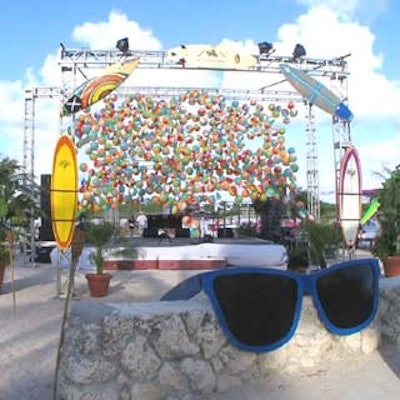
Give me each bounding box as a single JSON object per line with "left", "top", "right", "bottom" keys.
{"left": 0, "top": 252, "right": 399, "bottom": 400}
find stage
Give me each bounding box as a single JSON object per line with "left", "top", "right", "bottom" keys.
{"left": 50, "top": 237, "right": 288, "bottom": 271}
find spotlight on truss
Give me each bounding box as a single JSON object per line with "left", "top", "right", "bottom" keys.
{"left": 258, "top": 41, "right": 274, "bottom": 56}
{"left": 116, "top": 37, "right": 129, "bottom": 53}
{"left": 293, "top": 43, "right": 306, "bottom": 60}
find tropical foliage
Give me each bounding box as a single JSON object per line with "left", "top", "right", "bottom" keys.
{"left": 372, "top": 166, "right": 400, "bottom": 259}
{"left": 0, "top": 157, "right": 40, "bottom": 265}
{"left": 0, "top": 158, "right": 39, "bottom": 228}
{"left": 0, "top": 229, "right": 10, "bottom": 264}
{"left": 298, "top": 219, "right": 341, "bottom": 268}
{"left": 253, "top": 198, "right": 286, "bottom": 242}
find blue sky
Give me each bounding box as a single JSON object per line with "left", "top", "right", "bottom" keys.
{"left": 0, "top": 0, "right": 399, "bottom": 202}
{"left": 1, "top": 0, "right": 398, "bottom": 80}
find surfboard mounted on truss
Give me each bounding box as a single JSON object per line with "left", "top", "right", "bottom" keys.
{"left": 61, "top": 57, "right": 140, "bottom": 117}
{"left": 280, "top": 63, "right": 353, "bottom": 122}
{"left": 166, "top": 44, "right": 257, "bottom": 70}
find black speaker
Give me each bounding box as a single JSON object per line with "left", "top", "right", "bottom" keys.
{"left": 218, "top": 228, "right": 234, "bottom": 238}
{"left": 176, "top": 228, "right": 190, "bottom": 238}
{"left": 143, "top": 227, "right": 159, "bottom": 238}
{"left": 34, "top": 245, "right": 55, "bottom": 263}
{"left": 147, "top": 214, "right": 183, "bottom": 230}
{"left": 39, "top": 174, "right": 55, "bottom": 241}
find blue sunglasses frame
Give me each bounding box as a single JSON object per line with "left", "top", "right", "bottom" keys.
{"left": 161, "top": 258, "right": 380, "bottom": 353}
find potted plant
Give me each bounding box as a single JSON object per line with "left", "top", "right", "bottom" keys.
{"left": 84, "top": 221, "right": 115, "bottom": 297}
{"left": 371, "top": 166, "right": 400, "bottom": 277}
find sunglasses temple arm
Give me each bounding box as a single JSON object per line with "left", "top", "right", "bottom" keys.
{"left": 160, "top": 275, "right": 204, "bottom": 301}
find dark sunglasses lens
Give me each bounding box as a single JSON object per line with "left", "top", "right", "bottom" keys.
{"left": 316, "top": 264, "right": 376, "bottom": 329}
{"left": 213, "top": 273, "right": 298, "bottom": 347}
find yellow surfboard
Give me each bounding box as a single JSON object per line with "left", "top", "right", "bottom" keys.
{"left": 51, "top": 135, "right": 78, "bottom": 249}
{"left": 166, "top": 44, "right": 257, "bottom": 70}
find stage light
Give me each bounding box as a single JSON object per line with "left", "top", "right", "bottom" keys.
{"left": 293, "top": 43, "right": 306, "bottom": 60}
{"left": 258, "top": 41, "right": 274, "bottom": 56}
{"left": 116, "top": 38, "right": 129, "bottom": 53}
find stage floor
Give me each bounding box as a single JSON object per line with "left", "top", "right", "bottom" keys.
{"left": 50, "top": 236, "right": 288, "bottom": 271}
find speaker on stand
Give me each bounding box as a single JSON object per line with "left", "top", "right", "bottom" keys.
{"left": 39, "top": 174, "right": 55, "bottom": 242}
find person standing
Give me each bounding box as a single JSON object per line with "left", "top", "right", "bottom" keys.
{"left": 128, "top": 215, "right": 135, "bottom": 237}
{"left": 136, "top": 211, "right": 148, "bottom": 238}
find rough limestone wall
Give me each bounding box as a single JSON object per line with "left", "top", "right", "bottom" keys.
{"left": 377, "top": 277, "right": 400, "bottom": 345}
{"left": 58, "top": 278, "right": 400, "bottom": 400}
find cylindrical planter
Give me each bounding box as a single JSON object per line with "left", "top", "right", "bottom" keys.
{"left": 383, "top": 256, "right": 400, "bottom": 277}
{"left": 85, "top": 273, "right": 112, "bottom": 297}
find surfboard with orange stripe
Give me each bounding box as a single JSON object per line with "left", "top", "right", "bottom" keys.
{"left": 61, "top": 57, "right": 140, "bottom": 116}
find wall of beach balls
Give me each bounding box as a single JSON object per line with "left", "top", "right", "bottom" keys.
{"left": 71, "top": 89, "right": 300, "bottom": 213}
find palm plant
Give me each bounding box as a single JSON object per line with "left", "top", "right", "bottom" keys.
{"left": 0, "top": 158, "right": 40, "bottom": 264}
{"left": 0, "top": 159, "right": 38, "bottom": 219}
{"left": 85, "top": 221, "right": 115, "bottom": 274}
{"left": 292, "top": 219, "right": 341, "bottom": 268}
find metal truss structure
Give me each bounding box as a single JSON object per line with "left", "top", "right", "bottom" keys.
{"left": 23, "top": 46, "right": 351, "bottom": 269}
{"left": 58, "top": 47, "right": 349, "bottom": 72}
{"left": 305, "top": 104, "right": 320, "bottom": 220}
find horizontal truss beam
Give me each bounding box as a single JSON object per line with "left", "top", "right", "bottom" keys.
{"left": 60, "top": 48, "right": 350, "bottom": 78}
{"left": 27, "top": 86, "right": 303, "bottom": 103}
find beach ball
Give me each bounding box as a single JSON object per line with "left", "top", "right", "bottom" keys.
{"left": 182, "top": 215, "right": 192, "bottom": 226}
{"left": 171, "top": 204, "right": 179, "bottom": 215}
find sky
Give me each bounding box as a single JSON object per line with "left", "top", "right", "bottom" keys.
{"left": 0, "top": 0, "right": 399, "bottom": 203}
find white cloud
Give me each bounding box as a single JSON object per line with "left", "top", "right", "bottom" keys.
{"left": 38, "top": 53, "right": 62, "bottom": 86}
{"left": 296, "top": 0, "right": 358, "bottom": 19}
{"left": 358, "top": 132, "right": 400, "bottom": 186}
{"left": 295, "top": 0, "right": 389, "bottom": 20}
{"left": 0, "top": 80, "right": 24, "bottom": 124}
{"left": 72, "top": 10, "right": 162, "bottom": 51}
{"left": 0, "top": 80, "right": 26, "bottom": 164}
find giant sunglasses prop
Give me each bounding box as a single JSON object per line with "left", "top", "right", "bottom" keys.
{"left": 161, "top": 258, "right": 380, "bottom": 353}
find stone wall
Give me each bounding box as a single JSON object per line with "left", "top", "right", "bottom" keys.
{"left": 58, "top": 277, "right": 400, "bottom": 400}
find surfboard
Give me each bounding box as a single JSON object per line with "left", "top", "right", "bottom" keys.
{"left": 50, "top": 135, "right": 78, "bottom": 249}
{"left": 61, "top": 57, "right": 140, "bottom": 116}
{"left": 166, "top": 44, "right": 257, "bottom": 70}
{"left": 337, "top": 146, "right": 362, "bottom": 249}
{"left": 280, "top": 64, "right": 353, "bottom": 122}
{"left": 360, "top": 197, "right": 380, "bottom": 226}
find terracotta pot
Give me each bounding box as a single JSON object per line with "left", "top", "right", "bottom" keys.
{"left": 85, "top": 273, "right": 112, "bottom": 297}
{"left": 383, "top": 256, "right": 400, "bottom": 277}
